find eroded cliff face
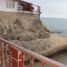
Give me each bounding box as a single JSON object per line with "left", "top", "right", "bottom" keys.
{"left": 0, "top": 11, "right": 48, "bottom": 35}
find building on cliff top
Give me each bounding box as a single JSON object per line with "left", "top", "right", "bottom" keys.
{"left": 0, "top": 0, "right": 49, "bottom": 33}
{"left": 0, "top": 0, "right": 40, "bottom": 13}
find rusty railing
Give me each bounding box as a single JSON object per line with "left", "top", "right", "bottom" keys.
{"left": 0, "top": 38, "right": 66, "bottom": 67}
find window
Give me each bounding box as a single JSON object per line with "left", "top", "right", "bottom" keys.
{"left": 6, "top": 0, "right": 15, "bottom": 8}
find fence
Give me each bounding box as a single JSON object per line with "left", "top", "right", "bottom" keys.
{"left": 0, "top": 38, "right": 66, "bottom": 67}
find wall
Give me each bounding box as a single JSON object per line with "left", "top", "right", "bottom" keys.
{"left": 0, "top": 0, "right": 19, "bottom": 12}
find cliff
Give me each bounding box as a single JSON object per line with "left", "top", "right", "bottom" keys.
{"left": 0, "top": 11, "right": 48, "bottom": 35}
{"left": 0, "top": 11, "right": 67, "bottom": 58}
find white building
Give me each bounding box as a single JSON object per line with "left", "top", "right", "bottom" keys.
{"left": 0, "top": 0, "right": 40, "bottom": 15}
{"left": 0, "top": 0, "right": 20, "bottom": 12}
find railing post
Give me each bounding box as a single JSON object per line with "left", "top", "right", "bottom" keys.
{"left": 30, "top": 57, "right": 35, "bottom": 67}
{"left": 21, "top": 53, "right": 25, "bottom": 67}
{"left": 0, "top": 41, "right": 2, "bottom": 66}
{"left": 0, "top": 42, "right": 6, "bottom": 67}
{"left": 10, "top": 46, "right": 25, "bottom": 67}
{"left": 4, "top": 44, "right": 11, "bottom": 67}
{"left": 41, "top": 61, "right": 46, "bottom": 67}
{"left": 0, "top": 42, "right": 1, "bottom": 65}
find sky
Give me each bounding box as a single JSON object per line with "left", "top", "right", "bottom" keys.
{"left": 24, "top": 0, "right": 67, "bottom": 18}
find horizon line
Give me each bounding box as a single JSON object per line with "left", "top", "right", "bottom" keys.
{"left": 40, "top": 16, "right": 67, "bottom": 19}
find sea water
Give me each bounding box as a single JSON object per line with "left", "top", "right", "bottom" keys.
{"left": 41, "top": 17, "right": 67, "bottom": 35}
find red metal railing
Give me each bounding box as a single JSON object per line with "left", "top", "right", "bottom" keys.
{"left": 0, "top": 38, "right": 66, "bottom": 67}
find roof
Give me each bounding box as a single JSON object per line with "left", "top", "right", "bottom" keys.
{"left": 16, "top": 0, "right": 33, "bottom": 5}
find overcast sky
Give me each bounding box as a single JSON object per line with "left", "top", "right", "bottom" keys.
{"left": 25, "top": 0, "right": 67, "bottom": 18}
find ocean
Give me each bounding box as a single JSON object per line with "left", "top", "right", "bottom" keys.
{"left": 41, "top": 17, "right": 67, "bottom": 35}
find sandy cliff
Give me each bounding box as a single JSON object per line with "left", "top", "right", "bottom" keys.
{"left": 0, "top": 11, "right": 48, "bottom": 35}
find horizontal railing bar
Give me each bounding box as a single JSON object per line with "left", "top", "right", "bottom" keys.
{"left": 0, "top": 38, "right": 66, "bottom": 67}
{"left": 17, "top": 11, "right": 40, "bottom": 14}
